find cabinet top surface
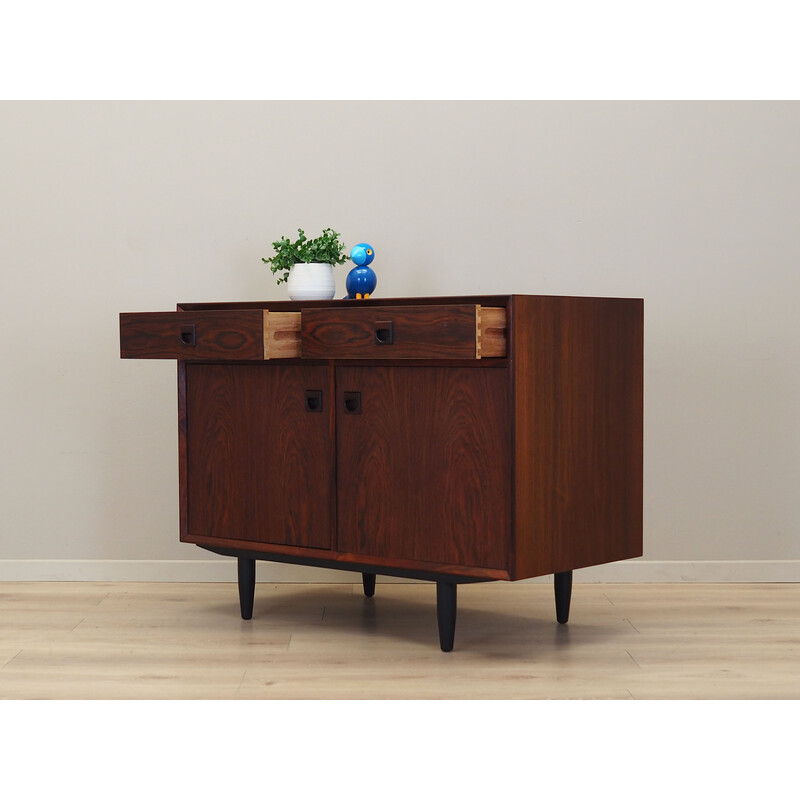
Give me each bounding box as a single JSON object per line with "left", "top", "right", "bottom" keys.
{"left": 174, "top": 294, "right": 642, "bottom": 312}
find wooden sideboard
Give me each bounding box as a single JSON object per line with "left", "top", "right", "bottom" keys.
{"left": 120, "top": 294, "right": 643, "bottom": 651}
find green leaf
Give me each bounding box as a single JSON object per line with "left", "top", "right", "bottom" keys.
{"left": 262, "top": 226, "right": 348, "bottom": 285}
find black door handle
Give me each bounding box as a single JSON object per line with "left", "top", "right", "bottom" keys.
{"left": 343, "top": 391, "right": 361, "bottom": 414}
{"left": 375, "top": 321, "right": 393, "bottom": 345}
{"left": 179, "top": 324, "right": 196, "bottom": 346}
{"left": 305, "top": 390, "right": 323, "bottom": 412}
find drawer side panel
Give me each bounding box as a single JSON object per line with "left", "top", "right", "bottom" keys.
{"left": 511, "top": 295, "right": 644, "bottom": 579}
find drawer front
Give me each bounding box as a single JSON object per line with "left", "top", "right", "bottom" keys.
{"left": 120, "top": 310, "right": 264, "bottom": 360}
{"left": 301, "top": 304, "right": 482, "bottom": 359}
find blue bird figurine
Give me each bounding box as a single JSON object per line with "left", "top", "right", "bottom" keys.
{"left": 346, "top": 243, "right": 377, "bottom": 299}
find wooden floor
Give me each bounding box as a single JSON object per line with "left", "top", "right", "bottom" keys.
{"left": 1, "top": 581, "right": 798, "bottom": 699}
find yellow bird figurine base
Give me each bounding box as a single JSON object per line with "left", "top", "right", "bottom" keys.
{"left": 355, "top": 293, "right": 370, "bottom": 300}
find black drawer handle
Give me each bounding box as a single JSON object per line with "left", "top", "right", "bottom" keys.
{"left": 179, "top": 324, "right": 196, "bottom": 346}
{"left": 375, "top": 321, "right": 393, "bottom": 345}
{"left": 343, "top": 392, "right": 361, "bottom": 414}
{"left": 305, "top": 390, "right": 323, "bottom": 412}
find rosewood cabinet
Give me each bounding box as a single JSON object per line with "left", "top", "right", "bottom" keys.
{"left": 120, "top": 295, "right": 643, "bottom": 651}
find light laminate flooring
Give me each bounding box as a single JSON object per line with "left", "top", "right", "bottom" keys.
{"left": 1, "top": 581, "right": 798, "bottom": 699}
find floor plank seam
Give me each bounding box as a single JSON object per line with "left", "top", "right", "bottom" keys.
{"left": 1, "top": 650, "right": 23, "bottom": 669}
{"left": 625, "top": 650, "right": 642, "bottom": 669}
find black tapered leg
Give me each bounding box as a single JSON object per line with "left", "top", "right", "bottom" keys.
{"left": 554, "top": 570, "right": 573, "bottom": 624}
{"left": 362, "top": 572, "right": 376, "bottom": 597}
{"left": 436, "top": 581, "right": 457, "bottom": 652}
{"left": 238, "top": 557, "right": 256, "bottom": 620}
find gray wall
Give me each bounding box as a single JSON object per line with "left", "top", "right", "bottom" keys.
{"left": 1, "top": 101, "right": 798, "bottom": 581}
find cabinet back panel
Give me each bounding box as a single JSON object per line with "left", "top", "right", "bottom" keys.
{"left": 336, "top": 366, "right": 510, "bottom": 570}
{"left": 185, "top": 364, "right": 333, "bottom": 549}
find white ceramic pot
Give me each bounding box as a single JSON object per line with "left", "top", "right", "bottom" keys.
{"left": 286, "top": 262, "right": 336, "bottom": 301}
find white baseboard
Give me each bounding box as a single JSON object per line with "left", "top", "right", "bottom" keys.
{"left": 0, "top": 559, "right": 798, "bottom": 583}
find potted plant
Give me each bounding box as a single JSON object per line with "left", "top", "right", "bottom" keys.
{"left": 262, "top": 228, "right": 348, "bottom": 300}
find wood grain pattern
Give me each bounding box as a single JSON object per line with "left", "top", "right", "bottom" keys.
{"left": 184, "top": 364, "right": 334, "bottom": 549}
{"left": 301, "top": 304, "right": 480, "bottom": 359}
{"left": 178, "top": 361, "right": 188, "bottom": 541}
{"left": 477, "top": 306, "right": 507, "bottom": 358}
{"left": 120, "top": 310, "right": 264, "bottom": 360}
{"left": 195, "top": 540, "right": 510, "bottom": 581}
{"left": 263, "top": 311, "right": 301, "bottom": 359}
{"left": 511, "top": 295, "right": 643, "bottom": 579}
{"left": 336, "top": 366, "right": 511, "bottom": 569}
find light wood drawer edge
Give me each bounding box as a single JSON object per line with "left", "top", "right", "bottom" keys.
{"left": 263, "top": 311, "right": 301, "bottom": 359}
{"left": 476, "top": 306, "right": 507, "bottom": 358}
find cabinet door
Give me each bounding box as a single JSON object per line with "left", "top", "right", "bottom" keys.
{"left": 336, "top": 367, "right": 510, "bottom": 569}
{"left": 184, "top": 364, "right": 333, "bottom": 549}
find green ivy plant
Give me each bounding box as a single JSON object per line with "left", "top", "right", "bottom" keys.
{"left": 262, "top": 228, "right": 348, "bottom": 285}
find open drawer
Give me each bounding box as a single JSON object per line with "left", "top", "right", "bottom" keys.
{"left": 119, "top": 310, "right": 302, "bottom": 360}
{"left": 120, "top": 304, "right": 506, "bottom": 360}
{"left": 301, "top": 304, "right": 506, "bottom": 359}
